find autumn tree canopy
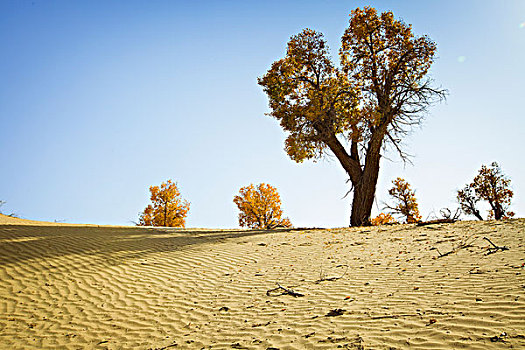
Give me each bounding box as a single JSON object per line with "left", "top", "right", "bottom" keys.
{"left": 258, "top": 7, "right": 445, "bottom": 226}
{"left": 233, "top": 183, "right": 292, "bottom": 229}
{"left": 457, "top": 162, "right": 514, "bottom": 220}
{"left": 138, "top": 179, "right": 190, "bottom": 227}
{"left": 386, "top": 177, "right": 422, "bottom": 224}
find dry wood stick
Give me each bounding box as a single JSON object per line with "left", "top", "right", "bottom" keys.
{"left": 370, "top": 313, "right": 420, "bottom": 320}
{"left": 417, "top": 218, "right": 456, "bottom": 226}
{"left": 435, "top": 248, "right": 453, "bottom": 258}
{"left": 483, "top": 237, "right": 509, "bottom": 254}
{"left": 435, "top": 234, "right": 477, "bottom": 258}
{"left": 315, "top": 264, "right": 349, "bottom": 283}
{"left": 266, "top": 283, "right": 304, "bottom": 297}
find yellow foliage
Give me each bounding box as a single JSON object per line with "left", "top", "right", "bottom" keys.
{"left": 387, "top": 178, "right": 422, "bottom": 224}
{"left": 233, "top": 183, "right": 292, "bottom": 229}
{"left": 458, "top": 162, "right": 514, "bottom": 220}
{"left": 258, "top": 7, "right": 445, "bottom": 227}
{"left": 371, "top": 213, "right": 397, "bottom": 226}
{"left": 138, "top": 180, "right": 190, "bottom": 227}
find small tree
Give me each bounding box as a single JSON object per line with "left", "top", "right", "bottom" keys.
{"left": 386, "top": 178, "right": 422, "bottom": 223}
{"left": 138, "top": 180, "right": 190, "bottom": 227}
{"left": 458, "top": 162, "right": 514, "bottom": 220}
{"left": 370, "top": 212, "right": 397, "bottom": 226}
{"left": 457, "top": 185, "right": 484, "bottom": 221}
{"left": 0, "top": 200, "right": 18, "bottom": 218}
{"left": 233, "top": 183, "right": 292, "bottom": 229}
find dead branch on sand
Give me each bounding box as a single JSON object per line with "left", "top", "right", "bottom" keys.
{"left": 315, "top": 264, "right": 349, "bottom": 284}
{"left": 435, "top": 234, "right": 477, "bottom": 258}
{"left": 435, "top": 248, "right": 454, "bottom": 258}
{"left": 418, "top": 218, "right": 456, "bottom": 226}
{"left": 370, "top": 313, "right": 420, "bottom": 320}
{"left": 483, "top": 237, "right": 509, "bottom": 255}
{"left": 155, "top": 343, "right": 178, "bottom": 350}
{"left": 266, "top": 282, "right": 304, "bottom": 297}
{"left": 419, "top": 208, "right": 461, "bottom": 226}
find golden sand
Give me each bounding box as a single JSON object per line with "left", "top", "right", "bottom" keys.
{"left": 1, "top": 215, "right": 524, "bottom": 349}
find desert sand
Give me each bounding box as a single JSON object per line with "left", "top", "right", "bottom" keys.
{"left": 0, "top": 214, "right": 524, "bottom": 349}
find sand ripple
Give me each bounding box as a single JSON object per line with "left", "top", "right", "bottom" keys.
{"left": 1, "top": 220, "right": 524, "bottom": 349}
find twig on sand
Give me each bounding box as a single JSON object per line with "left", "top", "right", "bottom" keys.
{"left": 419, "top": 208, "right": 461, "bottom": 226}
{"left": 155, "top": 343, "right": 178, "bottom": 350}
{"left": 435, "top": 234, "right": 477, "bottom": 258}
{"left": 266, "top": 282, "right": 304, "bottom": 297}
{"left": 435, "top": 248, "right": 454, "bottom": 258}
{"left": 370, "top": 313, "right": 420, "bottom": 320}
{"left": 315, "top": 264, "right": 349, "bottom": 283}
{"left": 417, "top": 218, "right": 456, "bottom": 226}
{"left": 483, "top": 237, "right": 509, "bottom": 255}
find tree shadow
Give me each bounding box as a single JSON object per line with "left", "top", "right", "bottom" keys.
{"left": 0, "top": 225, "right": 286, "bottom": 266}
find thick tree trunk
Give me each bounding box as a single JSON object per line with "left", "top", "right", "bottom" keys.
{"left": 350, "top": 150, "right": 381, "bottom": 226}
{"left": 350, "top": 181, "right": 374, "bottom": 226}
{"left": 491, "top": 202, "right": 504, "bottom": 220}
{"left": 323, "top": 130, "right": 383, "bottom": 227}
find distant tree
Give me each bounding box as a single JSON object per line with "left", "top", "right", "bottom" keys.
{"left": 0, "top": 200, "right": 18, "bottom": 218}
{"left": 458, "top": 162, "right": 514, "bottom": 220}
{"left": 370, "top": 212, "right": 398, "bottom": 226}
{"left": 233, "top": 183, "right": 292, "bottom": 229}
{"left": 386, "top": 178, "right": 422, "bottom": 224}
{"left": 258, "top": 7, "right": 445, "bottom": 226}
{"left": 138, "top": 180, "right": 190, "bottom": 227}
{"left": 457, "top": 185, "right": 484, "bottom": 221}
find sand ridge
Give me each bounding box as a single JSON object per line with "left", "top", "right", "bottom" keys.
{"left": 0, "top": 219, "right": 524, "bottom": 349}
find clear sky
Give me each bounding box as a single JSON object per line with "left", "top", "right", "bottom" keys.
{"left": 1, "top": 0, "right": 524, "bottom": 227}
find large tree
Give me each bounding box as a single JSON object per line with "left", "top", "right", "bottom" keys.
{"left": 258, "top": 7, "right": 445, "bottom": 226}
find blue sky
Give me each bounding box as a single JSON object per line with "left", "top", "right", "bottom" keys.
{"left": 1, "top": 0, "right": 524, "bottom": 227}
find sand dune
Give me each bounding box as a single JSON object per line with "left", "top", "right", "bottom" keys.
{"left": 0, "top": 217, "right": 524, "bottom": 349}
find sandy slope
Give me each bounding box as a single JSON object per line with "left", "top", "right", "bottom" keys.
{"left": 0, "top": 218, "right": 524, "bottom": 349}
{"left": 0, "top": 214, "right": 70, "bottom": 226}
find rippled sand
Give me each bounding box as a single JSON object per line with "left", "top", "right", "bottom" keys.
{"left": 1, "top": 215, "right": 524, "bottom": 349}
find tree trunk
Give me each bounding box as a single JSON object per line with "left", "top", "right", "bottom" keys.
{"left": 492, "top": 202, "right": 503, "bottom": 220}
{"left": 350, "top": 181, "right": 373, "bottom": 226}
{"left": 163, "top": 203, "right": 167, "bottom": 227}
{"left": 347, "top": 120, "right": 386, "bottom": 226}
{"left": 472, "top": 209, "right": 484, "bottom": 221}
{"left": 323, "top": 130, "right": 383, "bottom": 227}
{"left": 350, "top": 152, "right": 381, "bottom": 226}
